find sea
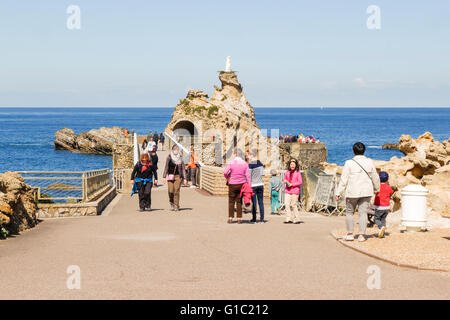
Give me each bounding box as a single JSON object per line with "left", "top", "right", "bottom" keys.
{"left": 0, "top": 107, "right": 448, "bottom": 172}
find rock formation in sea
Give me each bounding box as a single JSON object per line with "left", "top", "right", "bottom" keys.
{"left": 0, "top": 172, "right": 37, "bottom": 236}
{"left": 382, "top": 143, "right": 399, "bottom": 150}
{"left": 54, "top": 127, "right": 124, "bottom": 154}
{"left": 166, "top": 71, "right": 259, "bottom": 138}
{"left": 321, "top": 132, "right": 450, "bottom": 217}
{"left": 165, "top": 64, "right": 327, "bottom": 168}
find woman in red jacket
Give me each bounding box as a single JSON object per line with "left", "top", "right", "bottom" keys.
{"left": 283, "top": 159, "right": 303, "bottom": 224}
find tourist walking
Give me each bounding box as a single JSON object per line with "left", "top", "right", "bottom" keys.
{"left": 269, "top": 169, "right": 282, "bottom": 215}
{"left": 223, "top": 148, "right": 250, "bottom": 224}
{"left": 153, "top": 131, "right": 159, "bottom": 150}
{"left": 163, "top": 145, "right": 187, "bottom": 211}
{"left": 248, "top": 149, "right": 265, "bottom": 223}
{"left": 147, "top": 137, "right": 156, "bottom": 154}
{"left": 283, "top": 159, "right": 303, "bottom": 224}
{"left": 131, "top": 153, "right": 158, "bottom": 212}
{"left": 150, "top": 148, "right": 159, "bottom": 170}
{"left": 335, "top": 142, "right": 380, "bottom": 242}
{"left": 373, "top": 171, "right": 393, "bottom": 238}
{"left": 147, "top": 131, "right": 153, "bottom": 142}
{"left": 159, "top": 133, "right": 165, "bottom": 150}
{"left": 187, "top": 146, "right": 199, "bottom": 188}
{"left": 139, "top": 139, "right": 149, "bottom": 157}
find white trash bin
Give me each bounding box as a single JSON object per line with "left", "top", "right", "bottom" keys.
{"left": 401, "top": 184, "right": 429, "bottom": 232}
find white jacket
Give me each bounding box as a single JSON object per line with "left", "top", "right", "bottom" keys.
{"left": 336, "top": 155, "right": 380, "bottom": 198}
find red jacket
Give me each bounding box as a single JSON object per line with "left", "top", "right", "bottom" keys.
{"left": 374, "top": 183, "right": 393, "bottom": 207}
{"left": 240, "top": 183, "right": 254, "bottom": 205}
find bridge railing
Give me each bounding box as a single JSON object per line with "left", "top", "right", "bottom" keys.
{"left": 16, "top": 169, "right": 112, "bottom": 203}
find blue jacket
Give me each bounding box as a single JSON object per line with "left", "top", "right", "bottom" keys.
{"left": 131, "top": 177, "right": 153, "bottom": 196}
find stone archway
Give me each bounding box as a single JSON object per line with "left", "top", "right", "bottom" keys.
{"left": 172, "top": 120, "right": 199, "bottom": 148}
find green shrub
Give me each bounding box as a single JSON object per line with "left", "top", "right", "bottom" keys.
{"left": 208, "top": 105, "right": 219, "bottom": 118}
{"left": 0, "top": 227, "right": 8, "bottom": 239}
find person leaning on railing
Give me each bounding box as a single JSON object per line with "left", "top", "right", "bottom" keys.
{"left": 130, "top": 153, "right": 158, "bottom": 212}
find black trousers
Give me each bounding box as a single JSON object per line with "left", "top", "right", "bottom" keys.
{"left": 137, "top": 182, "right": 153, "bottom": 210}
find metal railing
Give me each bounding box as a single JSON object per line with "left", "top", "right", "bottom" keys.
{"left": 17, "top": 169, "right": 111, "bottom": 203}
{"left": 112, "top": 169, "right": 126, "bottom": 192}
{"left": 164, "top": 131, "right": 205, "bottom": 167}
{"left": 82, "top": 169, "right": 112, "bottom": 201}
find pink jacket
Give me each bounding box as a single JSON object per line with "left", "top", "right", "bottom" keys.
{"left": 223, "top": 157, "right": 250, "bottom": 185}
{"left": 240, "top": 183, "right": 254, "bottom": 205}
{"left": 284, "top": 170, "right": 302, "bottom": 195}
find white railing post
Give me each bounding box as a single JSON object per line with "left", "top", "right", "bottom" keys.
{"left": 133, "top": 132, "right": 139, "bottom": 164}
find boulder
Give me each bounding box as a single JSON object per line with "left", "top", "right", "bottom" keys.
{"left": 54, "top": 128, "right": 78, "bottom": 151}
{"left": 0, "top": 172, "right": 37, "bottom": 235}
{"left": 422, "top": 165, "right": 450, "bottom": 217}
{"left": 54, "top": 127, "right": 124, "bottom": 154}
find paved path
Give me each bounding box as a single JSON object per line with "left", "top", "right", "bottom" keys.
{"left": 0, "top": 152, "right": 449, "bottom": 299}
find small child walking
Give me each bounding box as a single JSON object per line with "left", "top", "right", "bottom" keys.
{"left": 374, "top": 171, "right": 394, "bottom": 238}
{"left": 269, "top": 169, "right": 282, "bottom": 215}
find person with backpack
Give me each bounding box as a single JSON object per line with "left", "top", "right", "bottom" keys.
{"left": 335, "top": 142, "right": 380, "bottom": 242}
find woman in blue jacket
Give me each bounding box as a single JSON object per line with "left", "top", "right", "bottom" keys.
{"left": 131, "top": 153, "right": 158, "bottom": 212}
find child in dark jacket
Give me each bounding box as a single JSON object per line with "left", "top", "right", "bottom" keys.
{"left": 131, "top": 153, "right": 158, "bottom": 212}
{"left": 374, "top": 171, "right": 394, "bottom": 238}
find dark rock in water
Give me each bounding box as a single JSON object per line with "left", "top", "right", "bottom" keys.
{"left": 382, "top": 143, "right": 399, "bottom": 150}
{"left": 54, "top": 127, "right": 124, "bottom": 154}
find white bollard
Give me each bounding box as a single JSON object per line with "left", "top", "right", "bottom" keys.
{"left": 401, "top": 184, "right": 429, "bottom": 232}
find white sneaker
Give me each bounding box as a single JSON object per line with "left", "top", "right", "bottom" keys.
{"left": 378, "top": 226, "right": 386, "bottom": 238}
{"left": 344, "top": 234, "right": 354, "bottom": 241}
{"left": 190, "top": 185, "right": 197, "bottom": 188}
{"left": 358, "top": 235, "right": 366, "bottom": 242}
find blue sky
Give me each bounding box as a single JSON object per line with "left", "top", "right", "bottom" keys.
{"left": 0, "top": 0, "right": 449, "bottom": 107}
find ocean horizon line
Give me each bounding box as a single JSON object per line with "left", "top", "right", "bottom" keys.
{"left": 0, "top": 106, "right": 449, "bottom": 109}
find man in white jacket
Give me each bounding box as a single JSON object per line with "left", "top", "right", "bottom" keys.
{"left": 335, "top": 142, "right": 380, "bottom": 242}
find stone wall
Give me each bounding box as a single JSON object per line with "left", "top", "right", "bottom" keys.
{"left": 113, "top": 144, "right": 134, "bottom": 170}
{"left": 279, "top": 143, "right": 327, "bottom": 170}
{"left": 36, "top": 186, "right": 116, "bottom": 218}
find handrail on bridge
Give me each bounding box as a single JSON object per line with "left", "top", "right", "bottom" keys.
{"left": 164, "top": 131, "right": 204, "bottom": 167}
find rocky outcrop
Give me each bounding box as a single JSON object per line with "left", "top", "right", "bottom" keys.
{"left": 398, "top": 132, "right": 449, "bottom": 166}
{"left": 0, "top": 172, "right": 37, "bottom": 237}
{"left": 165, "top": 71, "right": 263, "bottom": 166}
{"left": 166, "top": 67, "right": 328, "bottom": 169}
{"left": 167, "top": 71, "right": 259, "bottom": 135}
{"left": 54, "top": 127, "right": 125, "bottom": 154}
